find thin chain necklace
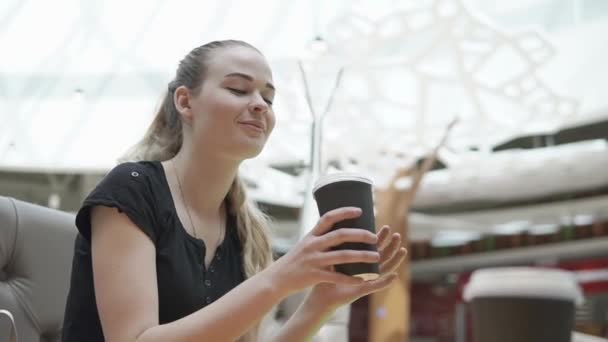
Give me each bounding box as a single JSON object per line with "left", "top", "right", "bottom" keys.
{"left": 171, "top": 160, "right": 225, "bottom": 254}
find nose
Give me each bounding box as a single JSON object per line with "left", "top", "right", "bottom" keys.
{"left": 248, "top": 93, "right": 268, "bottom": 114}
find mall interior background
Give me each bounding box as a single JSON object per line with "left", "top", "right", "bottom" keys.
{"left": 1, "top": 0, "right": 608, "bottom": 341}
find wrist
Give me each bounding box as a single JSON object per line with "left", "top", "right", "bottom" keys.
{"left": 259, "top": 262, "right": 292, "bottom": 301}
{"left": 273, "top": 290, "right": 336, "bottom": 342}
{"left": 304, "top": 287, "right": 338, "bottom": 316}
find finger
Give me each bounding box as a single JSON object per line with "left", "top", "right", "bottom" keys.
{"left": 356, "top": 273, "right": 398, "bottom": 297}
{"left": 379, "top": 232, "right": 400, "bottom": 253}
{"left": 310, "top": 207, "right": 362, "bottom": 236}
{"left": 319, "top": 250, "right": 380, "bottom": 267}
{"left": 379, "top": 233, "right": 401, "bottom": 263}
{"left": 376, "top": 225, "right": 391, "bottom": 249}
{"left": 318, "top": 270, "right": 365, "bottom": 286}
{"left": 380, "top": 248, "right": 407, "bottom": 274}
{"left": 316, "top": 228, "right": 377, "bottom": 250}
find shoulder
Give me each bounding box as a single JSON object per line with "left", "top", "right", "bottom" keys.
{"left": 90, "top": 161, "right": 164, "bottom": 198}
{"left": 75, "top": 161, "right": 164, "bottom": 243}
{"left": 102, "top": 161, "right": 159, "bottom": 185}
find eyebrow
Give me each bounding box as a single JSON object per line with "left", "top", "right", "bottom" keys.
{"left": 224, "top": 72, "right": 275, "bottom": 91}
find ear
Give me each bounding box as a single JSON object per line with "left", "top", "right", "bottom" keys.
{"left": 173, "top": 86, "right": 193, "bottom": 124}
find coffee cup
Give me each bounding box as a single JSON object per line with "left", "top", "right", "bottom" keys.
{"left": 464, "top": 267, "right": 583, "bottom": 342}
{"left": 313, "top": 172, "right": 379, "bottom": 281}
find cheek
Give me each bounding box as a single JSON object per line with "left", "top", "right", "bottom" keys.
{"left": 207, "top": 93, "right": 241, "bottom": 114}
{"left": 266, "top": 111, "right": 277, "bottom": 135}
{"left": 197, "top": 94, "right": 241, "bottom": 128}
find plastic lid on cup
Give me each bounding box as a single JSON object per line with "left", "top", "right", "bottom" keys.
{"left": 463, "top": 267, "right": 583, "bottom": 305}
{"left": 313, "top": 172, "right": 373, "bottom": 194}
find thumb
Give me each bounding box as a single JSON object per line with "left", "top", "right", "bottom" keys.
{"left": 357, "top": 273, "right": 398, "bottom": 298}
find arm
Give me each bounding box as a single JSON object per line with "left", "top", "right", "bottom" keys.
{"left": 92, "top": 206, "right": 378, "bottom": 342}
{"left": 91, "top": 206, "right": 283, "bottom": 342}
{"left": 270, "top": 226, "right": 405, "bottom": 342}
{"left": 269, "top": 294, "right": 336, "bottom": 342}
{"left": 270, "top": 279, "right": 399, "bottom": 342}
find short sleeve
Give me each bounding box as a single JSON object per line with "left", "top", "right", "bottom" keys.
{"left": 75, "top": 162, "right": 159, "bottom": 244}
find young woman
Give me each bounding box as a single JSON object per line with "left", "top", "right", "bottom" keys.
{"left": 62, "top": 40, "right": 406, "bottom": 342}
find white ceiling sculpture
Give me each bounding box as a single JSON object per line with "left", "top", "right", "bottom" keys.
{"left": 296, "top": 0, "right": 580, "bottom": 182}
{"left": 253, "top": 0, "right": 607, "bottom": 216}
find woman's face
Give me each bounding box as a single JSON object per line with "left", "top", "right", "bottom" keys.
{"left": 186, "top": 45, "right": 276, "bottom": 161}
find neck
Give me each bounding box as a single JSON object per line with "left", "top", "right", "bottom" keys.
{"left": 169, "top": 143, "right": 240, "bottom": 217}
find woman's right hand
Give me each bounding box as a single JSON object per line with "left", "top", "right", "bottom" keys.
{"left": 265, "top": 207, "right": 380, "bottom": 297}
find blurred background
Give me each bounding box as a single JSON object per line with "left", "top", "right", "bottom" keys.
{"left": 1, "top": 0, "right": 607, "bottom": 341}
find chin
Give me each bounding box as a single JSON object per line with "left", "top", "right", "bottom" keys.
{"left": 239, "top": 149, "right": 262, "bottom": 160}
{"left": 232, "top": 142, "right": 266, "bottom": 160}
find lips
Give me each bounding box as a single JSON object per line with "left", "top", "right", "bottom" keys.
{"left": 238, "top": 120, "right": 266, "bottom": 133}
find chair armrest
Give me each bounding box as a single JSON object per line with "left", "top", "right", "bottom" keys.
{"left": 0, "top": 309, "right": 17, "bottom": 342}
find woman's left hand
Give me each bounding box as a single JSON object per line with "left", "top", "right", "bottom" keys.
{"left": 306, "top": 225, "right": 407, "bottom": 312}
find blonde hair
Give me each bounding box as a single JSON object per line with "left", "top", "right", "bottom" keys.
{"left": 121, "top": 40, "right": 273, "bottom": 341}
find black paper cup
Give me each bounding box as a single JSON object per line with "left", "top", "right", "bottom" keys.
{"left": 313, "top": 172, "right": 379, "bottom": 281}
{"left": 464, "top": 267, "right": 583, "bottom": 342}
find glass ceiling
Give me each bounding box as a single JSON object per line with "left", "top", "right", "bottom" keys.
{"left": 1, "top": 0, "right": 607, "bottom": 176}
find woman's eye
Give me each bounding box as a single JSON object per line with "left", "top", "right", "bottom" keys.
{"left": 228, "top": 88, "right": 246, "bottom": 95}
{"left": 228, "top": 87, "right": 273, "bottom": 105}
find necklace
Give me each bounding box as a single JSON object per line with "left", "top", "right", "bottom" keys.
{"left": 171, "top": 160, "right": 225, "bottom": 254}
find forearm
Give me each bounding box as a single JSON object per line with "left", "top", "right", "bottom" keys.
{"left": 271, "top": 293, "right": 336, "bottom": 342}
{"left": 137, "top": 269, "right": 284, "bottom": 342}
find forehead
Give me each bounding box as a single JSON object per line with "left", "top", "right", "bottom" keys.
{"left": 206, "top": 46, "right": 273, "bottom": 83}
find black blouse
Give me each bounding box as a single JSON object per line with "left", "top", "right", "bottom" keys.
{"left": 62, "top": 161, "right": 246, "bottom": 342}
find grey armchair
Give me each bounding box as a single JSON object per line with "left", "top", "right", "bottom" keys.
{"left": 0, "top": 196, "right": 77, "bottom": 342}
